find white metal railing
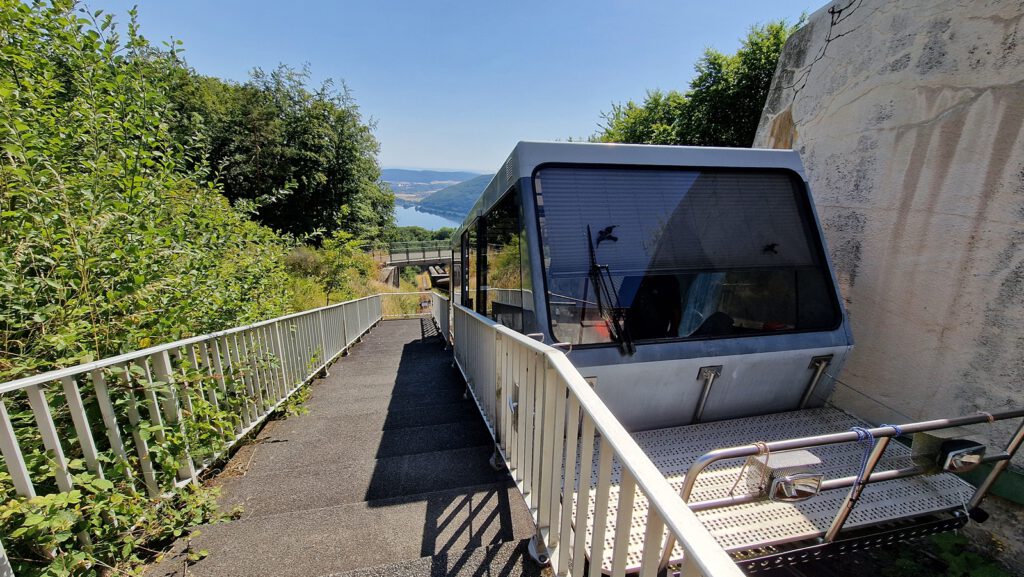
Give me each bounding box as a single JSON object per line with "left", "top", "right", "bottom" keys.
{"left": 432, "top": 293, "right": 451, "bottom": 344}
{"left": 451, "top": 303, "right": 743, "bottom": 577}
{"left": 0, "top": 294, "right": 386, "bottom": 573}
{"left": 1, "top": 536, "right": 9, "bottom": 577}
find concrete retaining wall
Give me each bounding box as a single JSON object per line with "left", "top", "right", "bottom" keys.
{"left": 754, "top": 1, "right": 1024, "bottom": 564}
{"left": 756, "top": 0, "right": 1024, "bottom": 456}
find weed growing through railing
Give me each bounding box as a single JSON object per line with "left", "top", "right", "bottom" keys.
{"left": 0, "top": 464, "right": 223, "bottom": 576}
{"left": 277, "top": 385, "right": 312, "bottom": 418}
{"left": 0, "top": 366, "right": 319, "bottom": 575}
{"left": 0, "top": 326, "right": 336, "bottom": 576}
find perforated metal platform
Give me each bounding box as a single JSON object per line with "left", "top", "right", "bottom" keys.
{"left": 573, "top": 407, "right": 975, "bottom": 573}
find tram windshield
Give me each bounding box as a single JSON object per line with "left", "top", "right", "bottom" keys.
{"left": 534, "top": 166, "right": 841, "bottom": 348}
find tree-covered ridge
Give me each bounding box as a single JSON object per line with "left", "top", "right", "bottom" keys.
{"left": 416, "top": 173, "right": 494, "bottom": 220}
{"left": 593, "top": 19, "right": 801, "bottom": 147}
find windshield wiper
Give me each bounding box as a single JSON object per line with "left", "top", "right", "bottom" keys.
{"left": 587, "top": 225, "right": 635, "bottom": 355}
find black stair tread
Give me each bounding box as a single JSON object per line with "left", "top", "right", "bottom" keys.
{"left": 146, "top": 483, "right": 536, "bottom": 577}
{"left": 325, "top": 538, "right": 546, "bottom": 577}
{"left": 266, "top": 398, "right": 481, "bottom": 439}
{"left": 218, "top": 445, "right": 508, "bottom": 518}
{"left": 248, "top": 419, "right": 495, "bottom": 468}
{"left": 146, "top": 320, "right": 539, "bottom": 577}
{"left": 305, "top": 386, "right": 471, "bottom": 415}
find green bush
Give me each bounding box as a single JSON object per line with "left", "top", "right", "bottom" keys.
{"left": 0, "top": 0, "right": 291, "bottom": 382}
{"left": 0, "top": 2, "right": 300, "bottom": 574}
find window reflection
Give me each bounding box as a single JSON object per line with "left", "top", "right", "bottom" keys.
{"left": 463, "top": 227, "right": 477, "bottom": 311}
{"left": 484, "top": 192, "right": 523, "bottom": 332}
{"left": 535, "top": 167, "right": 840, "bottom": 346}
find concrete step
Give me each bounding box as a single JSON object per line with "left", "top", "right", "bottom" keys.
{"left": 147, "top": 483, "right": 536, "bottom": 577}
{"left": 326, "top": 538, "right": 546, "bottom": 577}
{"left": 249, "top": 418, "right": 494, "bottom": 468}
{"left": 304, "top": 385, "right": 470, "bottom": 416}
{"left": 272, "top": 398, "right": 482, "bottom": 434}
{"left": 218, "top": 445, "right": 508, "bottom": 518}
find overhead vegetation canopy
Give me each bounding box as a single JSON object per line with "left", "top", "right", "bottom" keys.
{"left": 0, "top": 2, "right": 401, "bottom": 574}
{"left": 593, "top": 19, "right": 802, "bottom": 147}
{"left": 170, "top": 66, "right": 394, "bottom": 240}
{"left": 0, "top": 0, "right": 394, "bottom": 380}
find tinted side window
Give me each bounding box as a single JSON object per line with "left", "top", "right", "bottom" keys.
{"left": 462, "top": 227, "right": 477, "bottom": 310}
{"left": 483, "top": 192, "right": 523, "bottom": 332}
{"left": 451, "top": 248, "right": 461, "bottom": 302}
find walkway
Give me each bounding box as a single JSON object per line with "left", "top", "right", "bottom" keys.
{"left": 149, "top": 319, "right": 542, "bottom": 577}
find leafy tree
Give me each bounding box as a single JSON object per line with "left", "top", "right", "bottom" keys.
{"left": 283, "top": 231, "right": 376, "bottom": 305}
{"left": 387, "top": 225, "right": 456, "bottom": 244}
{"left": 594, "top": 19, "right": 801, "bottom": 147}
{"left": 595, "top": 90, "right": 687, "bottom": 145}
{"left": 0, "top": 0, "right": 292, "bottom": 381}
{"left": 170, "top": 66, "right": 394, "bottom": 241}
{"left": 0, "top": 2, "right": 306, "bottom": 574}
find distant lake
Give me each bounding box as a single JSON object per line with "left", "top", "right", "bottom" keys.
{"left": 394, "top": 204, "right": 461, "bottom": 230}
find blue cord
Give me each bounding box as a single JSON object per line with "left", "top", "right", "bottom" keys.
{"left": 881, "top": 423, "right": 904, "bottom": 438}
{"left": 850, "top": 426, "right": 875, "bottom": 487}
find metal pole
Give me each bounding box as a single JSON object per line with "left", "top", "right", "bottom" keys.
{"left": 692, "top": 366, "right": 721, "bottom": 423}
{"left": 799, "top": 356, "right": 832, "bottom": 409}
{"left": 824, "top": 437, "right": 892, "bottom": 542}
{"left": 969, "top": 417, "right": 1024, "bottom": 509}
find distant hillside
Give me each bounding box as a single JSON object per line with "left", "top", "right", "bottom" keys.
{"left": 382, "top": 168, "right": 482, "bottom": 202}
{"left": 382, "top": 168, "right": 480, "bottom": 183}
{"left": 417, "top": 174, "right": 494, "bottom": 220}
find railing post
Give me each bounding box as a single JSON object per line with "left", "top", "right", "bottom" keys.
{"left": 357, "top": 299, "right": 364, "bottom": 335}
{"left": 824, "top": 437, "right": 892, "bottom": 542}
{"left": 273, "top": 322, "right": 291, "bottom": 392}
{"left": 122, "top": 368, "right": 161, "bottom": 498}
{"left": 317, "top": 309, "right": 329, "bottom": 375}
{"left": 342, "top": 302, "right": 351, "bottom": 349}
{"left": 0, "top": 396, "right": 35, "bottom": 497}
{"left": 91, "top": 369, "right": 135, "bottom": 487}
{"left": 152, "top": 350, "right": 197, "bottom": 484}
{"left": 61, "top": 376, "right": 104, "bottom": 479}
{"left": 1, "top": 533, "right": 14, "bottom": 577}
{"left": 25, "top": 383, "right": 74, "bottom": 493}
{"left": 493, "top": 331, "right": 501, "bottom": 438}
{"left": 969, "top": 416, "right": 1024, "bottom": 509}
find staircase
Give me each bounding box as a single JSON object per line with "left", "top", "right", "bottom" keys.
{"left": 147, "top": 319, "right": 542, "bottom": 577}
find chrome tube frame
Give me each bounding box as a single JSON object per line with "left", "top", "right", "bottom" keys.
{"left": 659, "top": 408, "right": 1024, "bottom": 569}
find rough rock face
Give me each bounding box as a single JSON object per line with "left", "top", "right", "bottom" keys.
{"left": 755, "top": 0, "right": 1023, "bottom": 564}
{"left": 756, "top": 0, "right": 1023, "bottom": 451}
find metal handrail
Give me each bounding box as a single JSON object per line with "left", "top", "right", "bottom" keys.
{"left": 451, "top": 302, "right": 742, "bottom": 577}
{"left": 431, "top": 293, "right": 451, "bottom": 344}
{"left": 0, "top": 294, "right": 380, "bottom": 395}
{"left": 0, "top": 294, "right": 386, "bottom": 502}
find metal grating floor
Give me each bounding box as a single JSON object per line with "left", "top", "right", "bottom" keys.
{"left": 574, "top": 407, "right": 975, "bottom": 572}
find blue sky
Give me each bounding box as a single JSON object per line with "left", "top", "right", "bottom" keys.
{"left": 90, "top": 1, "right": 820, "bottom": 172}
